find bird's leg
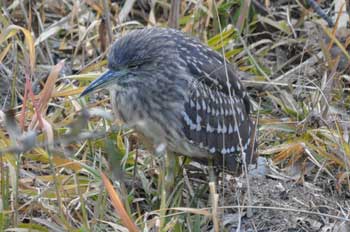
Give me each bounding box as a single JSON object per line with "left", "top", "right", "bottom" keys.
{"left": 208, "top": 159, "right": 220, "bottom": 231}
{"left": 155, "top": 143, "right": 175, "bottom": 230}
{"left": 155, "top": 143, "right": 179, "bottom": 230}
{"left": 155, "top": 143, "right": 176, "bottom": 193}
{"left": 165, "top": 152, "right": 176, "bottom": 194}
{"left": 159, "top": 165, "right": 167, "bottom": 230}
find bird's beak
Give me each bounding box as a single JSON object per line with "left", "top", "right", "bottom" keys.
{"left": 80, "top": 69, "right": 126, "bottom": 97}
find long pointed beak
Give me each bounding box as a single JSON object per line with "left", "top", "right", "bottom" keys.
{"left": 80, "top": 69, "right": 126, "bottom": 97}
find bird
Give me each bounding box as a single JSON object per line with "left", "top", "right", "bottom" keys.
{"left": 81, "top": 27, "right": 256, "bottom": 173}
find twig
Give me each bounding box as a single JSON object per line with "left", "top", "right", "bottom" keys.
{"left": 0, "top": 125, "right": 126, "bottom": 156}
{"left": 168, "top": 0, "right": 181, "bottom": 29}
{"left": 306, "top": 0, "right": 334, "bottom": 27}
{"left": 102, "top": 0, "right": 113, "bottom": 45}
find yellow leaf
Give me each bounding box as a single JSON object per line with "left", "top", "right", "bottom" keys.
{"left": 0, "top": 25, "right": 36, "bottom": 72}
{"left": 52, "top": 87, "right": 86, "bottom": 98}
{"left": 0, "top": 43, "right": 11, "bottom": 63}
{"left": 53, "top": 155, "right": 82, "bottom": 171}
{"left": 101, "top": 172, "right": 139, "bottom": 232}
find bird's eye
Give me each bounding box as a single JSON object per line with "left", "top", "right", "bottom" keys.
{"left": 128, "top": 60, "right": 143, "bottom": 69}
{"left": 128, "top": 63, "right": 139, "bottom": 69}
{"left": 127, "top": 58, "right": 152, "bottom": 69}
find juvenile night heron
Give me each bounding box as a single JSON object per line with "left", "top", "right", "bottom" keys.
{"left": 81, "top": 27, "right": 256, "bottom": 172}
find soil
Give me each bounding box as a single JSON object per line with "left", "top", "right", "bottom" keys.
{"left": 214, "top": 158, "right": 350, "bottom": 231}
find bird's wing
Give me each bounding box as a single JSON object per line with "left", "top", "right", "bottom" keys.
{"left": 182, "top": 82, "right": 254, "bottom": 165}
{"left": 175, "top": 32, "right": 255, "bottom": 169}
{"left": 174, "top": 32, "right": 251, "bottom": 114}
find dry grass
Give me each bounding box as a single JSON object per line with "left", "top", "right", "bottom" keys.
{"left": 0, "top": 0, "right": 350, "bottom": 231}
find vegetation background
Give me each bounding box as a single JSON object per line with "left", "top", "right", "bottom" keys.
{"left": 0, "top": 0, "right": 349, "bottom": 231}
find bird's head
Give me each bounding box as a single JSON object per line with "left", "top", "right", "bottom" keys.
{"left": 80, "top": 28, "right": 179, "bottom": 97}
